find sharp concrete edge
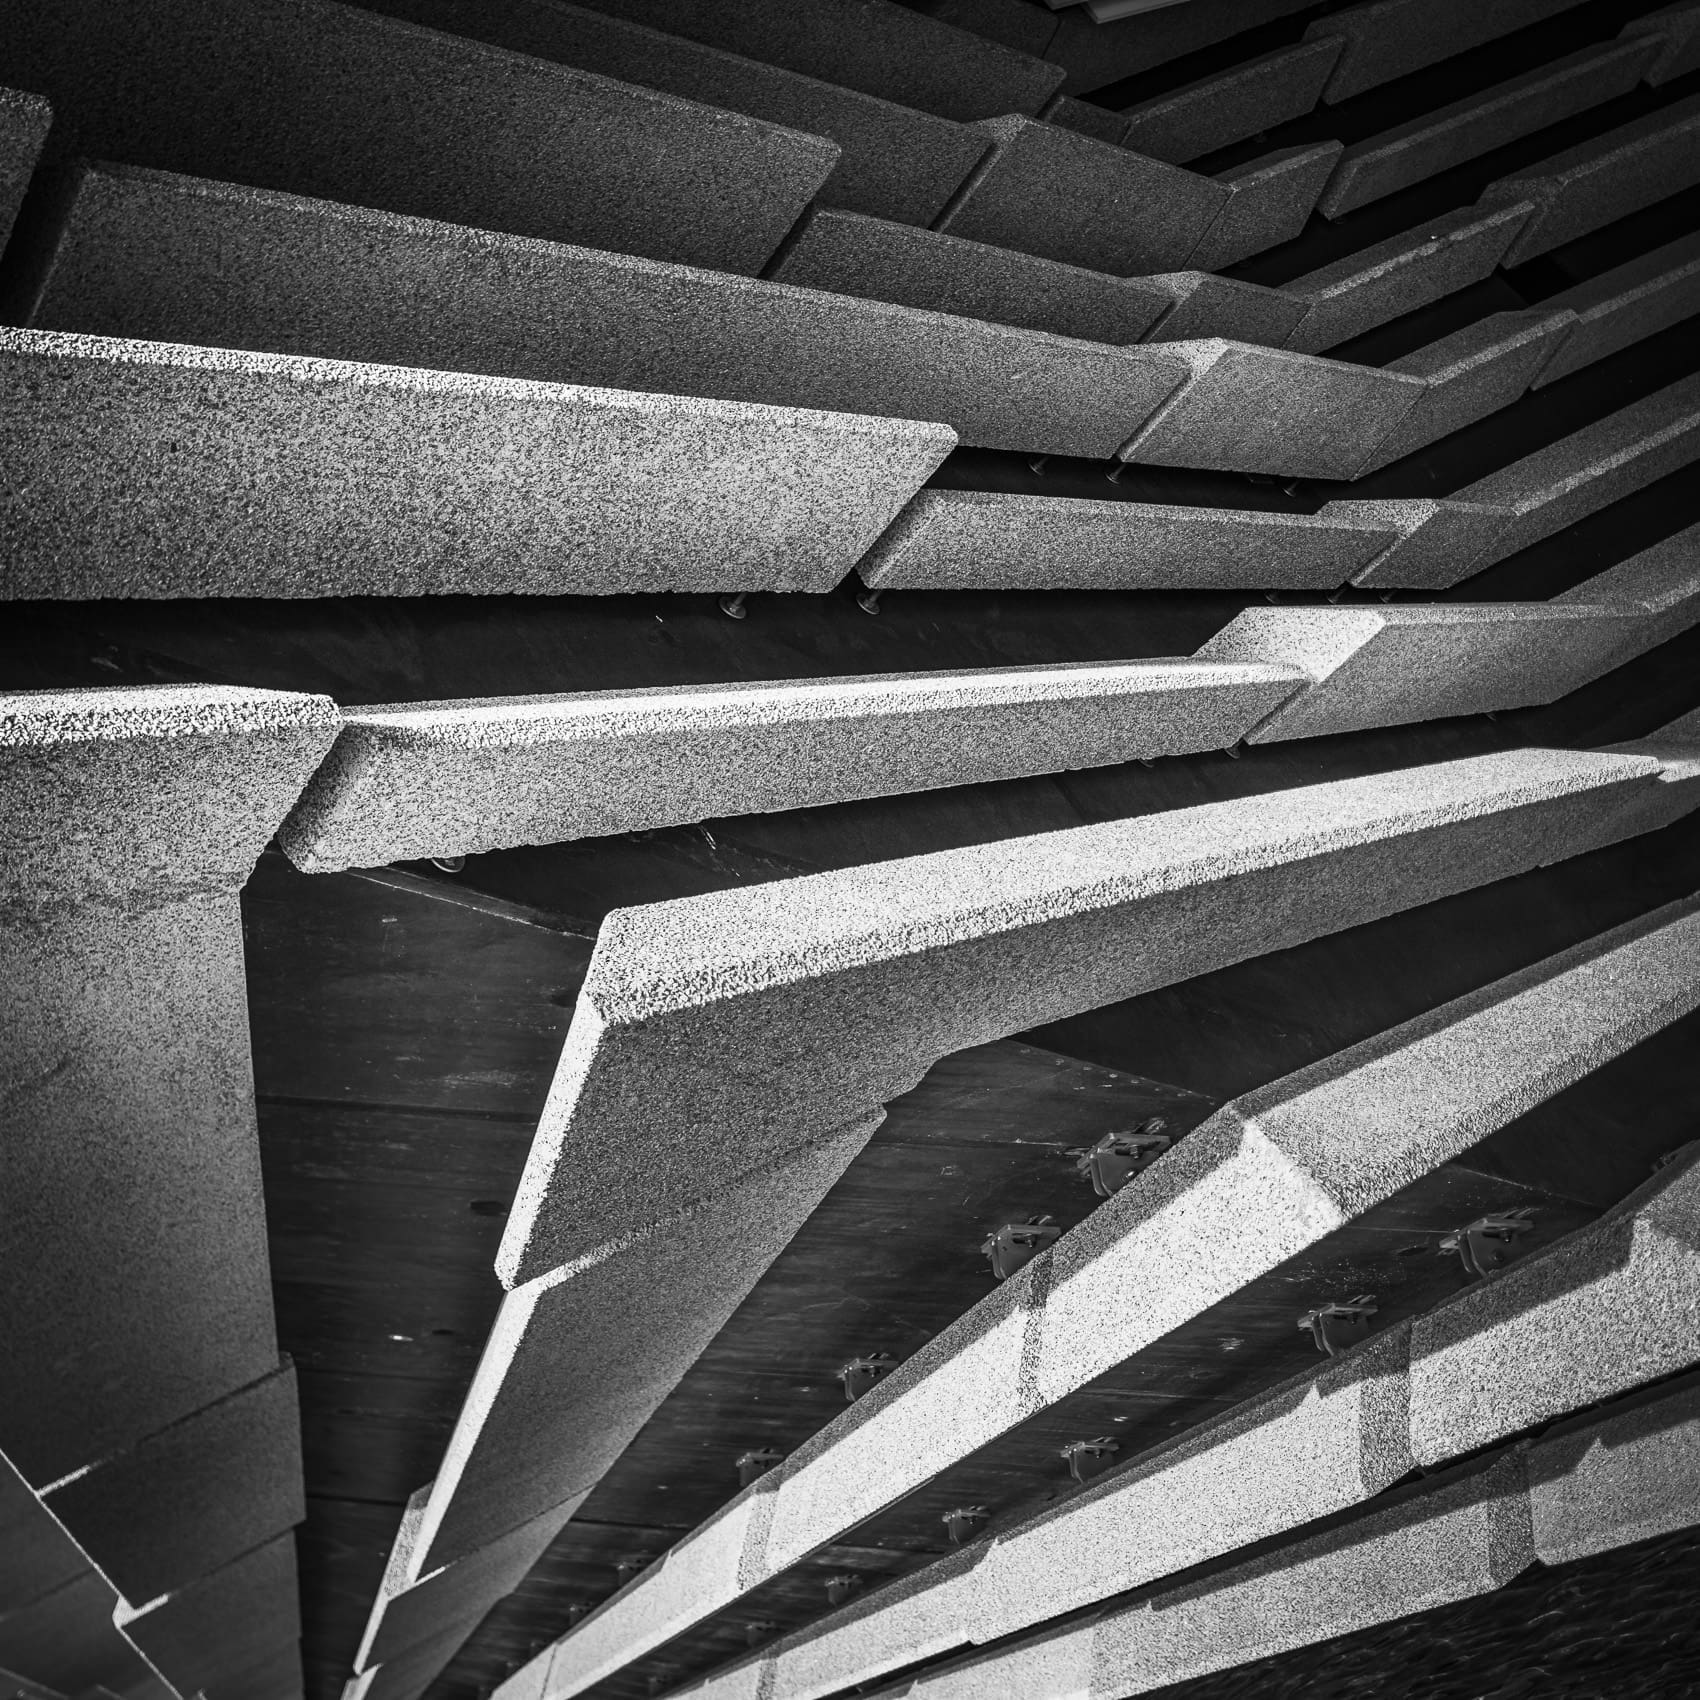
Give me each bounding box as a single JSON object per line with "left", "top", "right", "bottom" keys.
{"left": 1622, "top": 2, "right": 1700, "bottom": 86}
{"left": 1183, "top": 142, "right": 1344, "bottom": 274}
{"left": 0, "top": 84, "right": 52, "bottom": 255}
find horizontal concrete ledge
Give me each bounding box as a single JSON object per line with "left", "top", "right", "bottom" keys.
{"left": 0, "top": 325, "right": 954, "bottom": 599}
{"left": 1532, "top": 230, "right": 1700, "bottom": 388}
{"left": 278, "top": 662, "right": 1308, "bottom": 872}
{"left": 1624, "top": 2, "right": 1700, "bottom": 86}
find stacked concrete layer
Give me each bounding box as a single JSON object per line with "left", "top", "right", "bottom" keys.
{"left": 0, "top": 85, "right": 51, "bottom": 254}
{"left": 30, "top": 165, "right": 1170, "bottom": 460}
{"left": 1038, "top": 91, "right": 1131, "bottom": 146}
{"left": 767, "top": 207, "right": 1174, "bottom": 344}
{"left": 1318, "top": 40, "right": 1659, "bottom": 220}
{"left": 0, "top": 327, "right": 954, "bottom": 599}
{"left": 1625, "top": 2, "right": 1700, "bottom": 85}
{"left": 1144, "top": 271, "right": 1311, "bottom": 347}
{"left": 1279, "top": 202, "right": 1535, "bottom": 356}
{"left": 1481, "top": 93, "right": 1700, "bottom": 266}
{"left": 359, "top": 0, "right": 989, "bottom": 229}
{"left": 1117, "top": 38, "right": 1344, "bottom": 163}
{"left": 1114, "top": 339, "right": 1426, "bottom": 479}
{"left": 500, "top": 745, "right": 1670, "bottom": 1281}
{"left": 557, "top": 0, "right": 1066, "bottom": 119}
{"left": 277, "top": 662, "right": 1310, "bottom": 872}
{"left": 1185, "top": 143, "right": 1345, "bottom": 275}
{"left": 1532, "top": 231, "right": 1700, "bottom": 388}
{"left": 856, "top": 489, "right": 1404, "bottom": 591}
{"left": 1557, "top": 520, "right": 1700, "bottom": 635}
{"left": 3, "top": 0, "right": 838, "bottom": 276}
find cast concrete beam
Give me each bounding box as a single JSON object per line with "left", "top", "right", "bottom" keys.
{"left": 276, "top": 661, "right": 1310, "bottom": 872}
{"left": 1624, "top": 2, "right": 1700, "bottom": 85}
{"left": 0, "top": 326, "right": 953, "bottom": 599}
{"left": 1143, "top": 271, "right": 1312, "bottom": 346}
{"left": 1532, "top": 231, "right": 1700, "bottom": 388}
{"left": 0, "top": 85, "right": 50, "bottom": 255}
{"left": 1185, "top": 142, "right": 1344, "bottom": 273}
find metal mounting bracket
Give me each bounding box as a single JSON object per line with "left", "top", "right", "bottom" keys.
{"left": 941, "top": 1505, "right": 989, "bottom": 1544}
{"left": 837, "top": 1353, "right": 896, "bottom": 1403}
{"left": 1440, "top": 1208, "right": 1535, "bottom": 1279}
{"left": 1297, "top": 1294, "right": 1379, "bottom": 1357}
{"left": 736, "top": 1446, "right": 783, "bottom": 1488}
{"left": 1072, "top": 1120, "right": 1171, "bottom": 1197}
{"left": 1060, "top": 1437, "right": 1120, "bottom": 1484}
{"left": 981, "top": 1214, "right": 1063, "bottom": 1280}
{"left": 824, "top": 1573, "right": 863, "bottom": 1606}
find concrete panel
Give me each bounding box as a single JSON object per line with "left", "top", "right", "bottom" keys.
{"left": 411, "top": 1116, "right": 879, "bottom": 1575}
{"left": 1529, "top": 1375, "right": 1700, "bottom": 1564}
{"left": 2, "top": 0, "right": 837, "bottom": 276}
{"left": 856, "top": 489, "right": 1401, "bottom": 590}
{"left": 1335, "top": 497, "right": 1516, "bottom": 591}
{"left": 0, "top": 1451, "right": 87, "bottom": 1611}
{"left": 43, "top": 1360, "right": 304, "bottom": 1607}
{"left": 933, "top": 116, "right": 1230, "bottom": 275}
{"left": 501, "top": 745, "right": 1665, "bottom": 1279}
{"left": 1115, "top": 340, "right": 1426, "bottom": 479}
{"left": 361, "top": 0, "right": 986, "bottom": 228}
{"left": 278, "top": 662, "right": 1310, "bottom": 871}
{"left": 0, "top": 1570, "right": 160, "bottom": 1696}
{"left": 1356, "top": 309, "right": 1578, "bottom": 473}
{"left": 1282, "top": 202, "right": 1535, "bottom": 356}
{"left": 1624, "top": 2, "right": 1700, "bottom": 85}
{"left": 1532, "top": 231, "right": 1700, "bottom": 388}
{"left": 1186, "top": 143, "right": 1344, "bottom": 273}
{"left": 1319, "top": 41, "right": 1658, "bottom": 220}
{"left": 0, "top": 326, "right": 953, "bottom": 599}
{"left": 1483, "top": 93, "right": 1700, "bottom": 266}
{"left": 767, "top": 206, "right": 1173, "bottom": 343}
{"left": 1039, "top": 92, "right": 1129, "bottom": 145}
{"left": 30, "top": 165, "right": 1165, "bottom": 460}
{"left": 0, "top": 86, "right": 51, "bottom": 255}
{"left": 1306, "top": 0, "right": 1588, "bottom": 103}
{"left": 346, "top": 1626, "right": 470, "bottom": 1700}
{"left": 1143, "top": 272, "right": 1312, "bottom": 347}
{"left": 1119, "top": 39, "right": 1344, "bottom": 163}
{"left": 205, "top": 1640, "right": 304, "bottom": 1700}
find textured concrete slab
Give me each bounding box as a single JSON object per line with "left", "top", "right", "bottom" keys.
{"left": 502, "top": 745, "right": 1663, "bottom": 1281}
{"left": 933, "top": 115, "right": 1230, "bottom": 275}
{"left": 1038, "top": 92, "right": 1129, "bottom": 145}
{"left": 767, "top": 206, "right": 1173, "bottom": 343}
{"left": 0, "top": 1450, "right": 88, "bottom": 1611}
{"left": 1356, "top": 309, "right": 1579, "bottom": 473}
{"left": 1336, "top": 497, "right": 1517, "bottom": 590}
{"left": 1588, "top": 708, "right": 1700, "bottom": 850}
{"left": 0, "top": 1569, "right": 162, "bottom": 1697}
{"left": 1625, "top": 2, "right": 1700, "bottom": 85}
{"left": 1555, "top": 522, "right": 1700, "bottom": 666}
{"left": 346, "top": 1626, "right": 470, "bottom": 1700}
{"left": 411, "top": 1116, "right": 879, "bottom": 1575}
{"left": 1, "top": 326, "right": 953, "bottom": 599}
{"left": 1482, "top": 93, "right": 1700, "bottom": 265}
{"left": 856, "top": 489, "right": 1400, "bottom": 590}
{"left": 1306, "top": 0, "right": 1589, "bottom": 103}
{"left": 278, "top": 662, "right": 1309, "bottom": 871}
{"left": 0, "top": 86, "right": 51, "bottom": 255}
{"left": 1143, "top": 271, "right": 1312, "bottom": 347}
{"left": 362, "top": 0, "right": 987, "bottom": 228}
{"left": 1532, "top": 232, "right": 1700, "bottom": 388}
{"left": 1187, "top": 142, "right": 1344, "bottom": 273}
{"left": 1529, "top": 1375, "right": 1700, "bottom": 1565}
{"left": 31, "top": 164, "right": 1162, "bottom": 461}
{"left": 43, "top": 1360, "right": 304, "bottom": 1606}
{"left": 4, "top": 0, "right": 838, "bottom": 275}
{"left": 1115, "top": 340, "right": 1426, "bottom": 479}
{"left": 1282, "top": 202, "right": 1535, "bottom": 355}
{"left": 1119, "top": 38, "right": 1343, "bottom": 163}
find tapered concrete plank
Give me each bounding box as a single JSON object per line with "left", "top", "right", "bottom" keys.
{"left": 0, "top": 1451, "right": 87, "bottom": 1610}
{"left": 0, "top": 86, "right": 51, "bottom": 255}
{"left": 1038, "top": 92, "right": 1129, "bottom": 145}
{"left": 1319, "top": 41, "right": 1658, "bottom": 220}
{"left": 1409, "top": 1142, "right": 1700, "bottom": 1465}
{"left": 0, "top": 1571, "right": 161, "bottom": 1697}
{"left": 502, "top": 744, "right": 1664, "bottom": 1281}
{"left": 767, "top": 206, "right": 1173, "bottom": 343}
{"left": 1115, "top": 340, "right": 1426, "bottom": 479}
{"left": 1119, "top": 39, "right": 1343, "bottom": 164}
{"left": 1282, "top": 202, "right": 1535, "bottom": 355}
{"left": 278, "top": 662, "right": 1310, "bottom": 871}
{"left": 1185, "top": 142, "right": 1343, "bottom": 273}
{"left": 1589, "top": 708, "right": 1700, "bottom": 850}
{"left": 933, "top": 116, "right": 1230, "bottom": 276}
{"left": 1482, "top": 94, "right": 1700, "bottom": 266}
{"left": 1625, "top": 1, "right": 1700, "bottom": 85}
{"left": 1143, "top": 272, "right": 1312, "bottom": 347}
{"left": 345, "top": 1627, "right": 469, "bottom": 1700}
{"left": 1532, "top": 232, "right": 1700, "bottom": 388}
{"left": 206, "top": 1641, "right": 304, "bottom": 1700}
{"left": 1529, "top": 1375, "right": 1700, "bottom": 1565}
{"left": 362, "top": 0, "right": 986, "bottom": 228}
{"left": 856, "top": 489, "right": 1400, "bottom": 590}
{"left": 30, "top": 166, "right": 1160, "bottom": 461}
{"left": 0, "top": 327, "right": 953, "bottom": 598}
{"left": 4, "top": 0, "right": 837, "bottom": 275}
{"left": 1306, "top": 0, "right": 1589, "bottom": 104}
{"left": 906, "top": 1624, "right": 1094, "bottom": 1700}
{"left": 411, "top": 1116, "right": 878, "bottom": 1575}
{"left": 1337, "top": 499, "right": 1517, "bottom": 591}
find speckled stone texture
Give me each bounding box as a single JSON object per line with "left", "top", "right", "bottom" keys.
{"left": 1186, "top": 143, "right": 1344, "bottom": 274}
{"left": 0, "top": 327, "right": 952, "bottom": 598}
{"left": 500, "top": 746, "right": 1663, "bottom": 1283}
{"left": 1335, "top": 497, "right": 1517, "bottom": 590}
{"left": 3, "top": 0, "right": 837, "bottom": 274}
{"left": 1115, "top": 340, "right": 1426, "bottom": 479}
{"left": 0, "top": 85, "right": 51, "bottom": 254}
{"left": 360, "top": 0, "right": 987, "bottom": 229}
{"left": 1305, "top": 0, "right": 1588, "bottom": 103}
{"left": 1040, "top": 92, "right": 1129, "bottom": 145}
{"left": 1532, "top": 232, "right": 1700, "bottom": 388}
{"left": 766, "top": 206, "right": 1172, "bottom": 343}
{"left": 1318, "top": 41, "right": 1658, "bottom": 220}
{"left": 856, "top": 489, "right": 1402, "bottom": 590}
{"left": 1143, "top": 271, "right": 1312, "bottom": 347}
{"left": 1481, "top": 93, "right": 1700, "bottom": 265}
{"left": 1357, "top": 309, "right": 1579, "bottom": 473}
{"left": 1556, "top": 520, "right": 1700, "bottom": 644}
{"left": 1625, "top": 2, "right": 1700, "bottom": 85}
{"left": 1119, "top": 38, "right": 1343, "bottom": 162}
{"left": 347, "top": 1625, "right": 469, "bottom": 1700}
{"left": 411, "top": 1116, "right": 879, "bottom": 1576}
{"left": 30, "top": 165, "right": 1162, "bottom": 460}
{"left": 1281, "top": 202, "right": 1535, "bottom": 355}
{"left": 278, "top": 662, "right": 1309, "bottom": 871}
